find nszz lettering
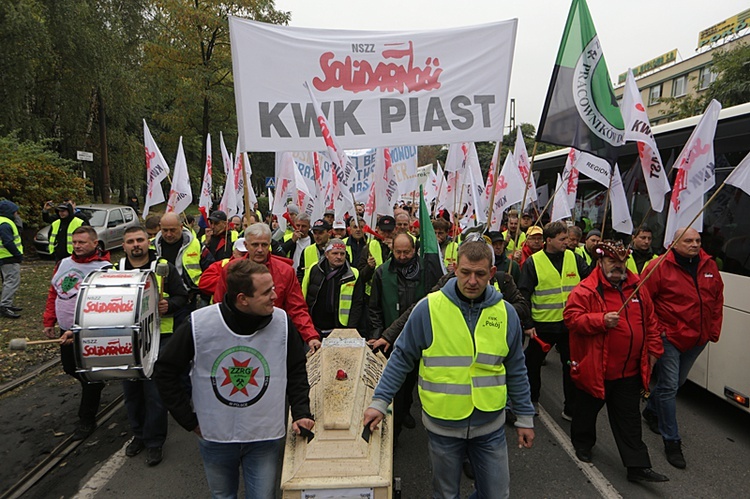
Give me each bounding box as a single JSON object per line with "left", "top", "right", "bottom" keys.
{"left": 352, "top": 43, "right": 375, "bottom": 53}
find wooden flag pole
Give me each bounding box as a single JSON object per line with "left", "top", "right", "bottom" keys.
{"left": 509, "top": 141, "right": 539, "bottom": 273}
{"left": 615, "top": 181, "right": 728, "bottom": 315}
{"left": 240, "top": 155, "right": 252, "bottom": 226}
{"left": 433, "top": 170, "right": 445, "bottom": 218}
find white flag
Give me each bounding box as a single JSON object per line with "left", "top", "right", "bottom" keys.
{"left": 374, "top": 148, "right": 400, "bottom": 217}
{"left": 311, "top": 151, "right": 332, "bottom": 221}
{"left": 610, "top": 164, "right": 633, "bottom": 234}
{"left": 466, "top": 143, "right": 487, "bottom": 223}
{"left": 514, "top": 126, "right": 537, "bottom": 203}
{"left": 575, "top": 151, "right": 611, "bottom": 187}
{"left": 551, "top": 173, "right": 572, "bottom": 222}
{"left": 304, "top": 82, "right": 355, "bottom": 220}
{"left": 489, "top": 153, "right": 526, "bottom": 231}
{"left": 167, "top": 137, "right": 192, "bottom": 214}
{"left": 142, "top": 120, "right": 170, "bottom": 218}
{"left": 272, "top": 152, "right": 296, "bottom": 219}
{"left": 484, "top": 141, "right": 501, "bottom": 205}
{"left": 218, "top": 132, "right": 237, "bottom": 216}
{"left": 622, "top": 70, "right": 670, "bottom": 212}
{"left": 725, "top": 150, "right": 750, "bottom": 196}
{"left": 562, "top": 148, "right": 580, "bottom": 211}
{"left": 664, "top": 100, "right": 722, "bottom": 247}
{"left": 444, "top": 142, "right": 470, "bottom": 173}
{"left": 267, "top": 187, "right": 274, "bottom": 219}
{"left": 198, "top": 134, "right": 213, "bottom": 222}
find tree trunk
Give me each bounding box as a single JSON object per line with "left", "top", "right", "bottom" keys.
{"left": 98, "top": 87, "right": 111, "bottom": 203}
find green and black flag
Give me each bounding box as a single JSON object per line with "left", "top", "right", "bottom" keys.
{"left": 419, "top": 186, "right": 443, "bottom": 292}
{"left": 537, "top": 0, "right": 624, "bottom": 162}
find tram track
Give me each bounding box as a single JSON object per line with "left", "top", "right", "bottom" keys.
{"left": 0, "top": 390, "right": 125, "bottom": 499}
{"left": 0, "top": 357, "right": 61, "bottom": 397}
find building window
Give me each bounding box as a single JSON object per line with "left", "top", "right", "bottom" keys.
{"left": 648, "top": 85, "right": 662, "bottom": 105}
{"left": 672, "top": 75, "right": 687, "bottom": 97}
{"left": 699, "top": 66, "right": 717, "bottom": 90}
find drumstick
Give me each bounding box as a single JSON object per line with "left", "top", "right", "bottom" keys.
{"left": 155, "top": 262, "right": 169, "bottom": 302}
{"left": 9, "top": 338, "right": 62, "bottom": 351}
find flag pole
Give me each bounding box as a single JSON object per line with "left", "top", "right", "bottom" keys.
{"left": 509, "top": 141, "right": 538, "bottom": 272}
{"left": 600, "top": 166, "right": 614, "bottom": 236}
{"left": 485, "top": 141, "right": 504, "bottom": 230}
{"left": 615, "top": 181, "right": 728, "bottom": 315}
{"left": 532, "top": 174, "right": 569, "bottom": 226}
{"left": 240, "top": 155, "right": 252, "bottom": 224}
{"left": 433, "top": 170, "right": 445, "bottom": 218}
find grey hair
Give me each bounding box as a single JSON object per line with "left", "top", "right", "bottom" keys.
{"left": 296, "top": 212, "right": 311, "bottom": 223}
{"left": 245, "top": 223, "right": 271, "bottom": 239}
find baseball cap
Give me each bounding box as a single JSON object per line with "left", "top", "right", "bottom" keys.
{"left": 377, "top": 215, "right": 396, "bottom": 231}
{"left": 56, "top": 203, "right": 69, "bottom": 212}
{"left": 521, "top": 209, "right": 534, "bottom": 218}
{"left": 209, "top": 210, "right": 227, "bottom": 222}
{"left": 488, "top": 231, "right": 505, "bottom": 243}
{"left": 526, "top": 226, "right": 543, "bottom": 237}
{"left": 233, "top": 238, "right": 248, "bottom": 252}
{"left": 312, "top": 219, "right": 332, "bottom": 231}
{"left": 332, "top": 220, "right": 346, "bottom": 230}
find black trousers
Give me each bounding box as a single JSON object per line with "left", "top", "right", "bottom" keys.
{"left": 524, "top": 329, "right": 575, "bottom": 414}
{"left": 393, "top": 366, "right": 418, "bottom": 438}
{"left": 61, "top": 343, "right": 105, "bottom": 424}
{"left": 570, "top": 376, "right": 651, "bottom": 468}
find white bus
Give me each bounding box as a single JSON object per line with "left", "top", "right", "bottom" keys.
{"left": 533, "top": 102, "right": 750, "bottom": 414}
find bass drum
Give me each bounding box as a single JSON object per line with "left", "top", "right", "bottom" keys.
{"left": 72, "top": 270, "right": 160, "bottom": 382}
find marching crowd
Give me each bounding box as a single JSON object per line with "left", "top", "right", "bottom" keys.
{"left": 0, "top": 197, "right": 724, "bottom": 498}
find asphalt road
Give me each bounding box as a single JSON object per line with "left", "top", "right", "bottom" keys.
{"left": 19, "top": 349, "right": 750, "bottom": 498}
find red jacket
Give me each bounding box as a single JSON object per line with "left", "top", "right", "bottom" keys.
{"left": 519, "top": 243, "right": 539, "bottom": 267}
{"left": 198, "top": 257, "right": 231, "bottom": 298}
{"left": 213, "top": 253, "right": 320, "bottom": 344}
{"left": 564, "top": 266, "right": 664, "bottom": 399}
{"left": 642, "top": 249, "right": 723, "bottom": 352}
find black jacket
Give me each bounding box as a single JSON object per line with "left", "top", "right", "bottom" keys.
{"left": 153, "top": 300, "right": 312, "bottom": 432}
{"left": 305, "top": 259, "right": 364, "bottom": 331}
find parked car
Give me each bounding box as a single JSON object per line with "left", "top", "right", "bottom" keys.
{"left": 34, "top": 204, "right": 140, "bottom": 256}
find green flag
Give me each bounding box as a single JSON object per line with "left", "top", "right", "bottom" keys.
{"left": 537, "top": 0, "right": 623, "bottom": 162}
{"left": 419, "top": 186, "right": 443, "bottom": 292}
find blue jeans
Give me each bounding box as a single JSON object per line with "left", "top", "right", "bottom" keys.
{"left": 427, "top": 426, "right": 509, "bottom": 499}
{"left": 646, "top": 336, "right": 706, "bottom": 442}
{"left": 198, "top": 437, "right": 283, "bottom": 499}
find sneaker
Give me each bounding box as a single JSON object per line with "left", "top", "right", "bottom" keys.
{"left": 575, "top": 448, "right": 592, "bottom": 463}
{"left": 126, "top": 438, "right": 145, "bottom": 457}
{"left": 72, "top": 421, "right": 97, "bottom": 441}
{"left": 146, "top": 446, "right": 163, "bottom": 466}
{"left": 642, "top": 408, "right": 660, "bottom": 435}
{"left": 7, "top": 306, "right": 23, "bottom": 312}
{"left": 627, "top": 467, "right": 669, "bottom": 483}
{"left": 561, "top": 411, "right": 573, "bottom": 422}
{"left": 0, "top": 307, "right": 20, "bottom": 319}
{"left": 402, "top": 413, "right": 416, "bottom": 429}
{"left": 664, "top": 440, "right": 686, "bottom": 469}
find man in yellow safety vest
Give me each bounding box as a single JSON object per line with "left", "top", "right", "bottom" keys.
{"left": 364, "top": 241, "right": 534, "bottom": 498}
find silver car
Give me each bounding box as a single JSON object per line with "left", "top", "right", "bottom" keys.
{"left": 34, "top": 204, "right": 141, "bottom": 256}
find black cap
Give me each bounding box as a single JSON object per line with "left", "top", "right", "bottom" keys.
{"left": 209, "top": 210, "right": 228, "bottom": 222}
{"left": 377, "top": 216, "right": 396, "bottom": 231}
{"left": 312, "top": 219, "right": 331, "bottom": 231}
{"left": 487, "top": 231, "right": 505, "bottom": 243}
{"left": 56, "top": 203, "right": 69, "bottom": 212}
{"left": 521, "top": 209, "right": 534, "bottom": 218}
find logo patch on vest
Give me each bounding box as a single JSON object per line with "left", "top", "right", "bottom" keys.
{"left": 211, "top": 346, "right": 270, "bottom": 407}
{"left": 565, "top": 272, "right": 577, "bottom": 278}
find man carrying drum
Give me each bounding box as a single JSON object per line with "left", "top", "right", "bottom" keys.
{"left": 117, "top": 226, "right": 189, "bottom": 466}
{"left": 43, "top": 226, "right": 112, "bottom": 440}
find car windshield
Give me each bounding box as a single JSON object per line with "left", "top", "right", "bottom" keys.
{"left": 78, "top": 208, "right": 107, "bottom": 227}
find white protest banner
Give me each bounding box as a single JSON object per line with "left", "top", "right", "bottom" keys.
{"left": 374, "top": 148, "right": 400, "bottom": 217}
{"left": 229, "top": 18, "right": 517, "bottom": 151}
{"left": 575, "top": 151, "right": 611, "bottom": 187}
{"left": 610, "top": 164, "right": 633, "bottom": 234}
{"left": 489, "top": 153, "right": 525, "bottom": 231}
{"left": 389, "top": 146, "right": 419, "bottom": 194}
{"left": 514, "top": 126, "right": 537, "bottom": 202}
{"left": 167, "top": 137, "right": 192, "bottom": 214}
{"left": 198, "top": 133, "right": 213, "bottom": 222}
{"left": 664, "top": 100, "right": 721, "bottom": 247}
{"left": 622, "top": 70, "right": 670, "bottom": 212}
{"left": 562, "top": 148, "right": 580, "bottom": 210}
{"left": 551, "top": 173, "right": 572, "bottom": 222}
{"left": 142, "top": 120, "right": 170, "bottom": 218}
{"left": 401, "top": 164, "right": 433, "bottom": 202}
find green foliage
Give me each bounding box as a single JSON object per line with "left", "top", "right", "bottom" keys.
{"left": 0, "top": 133, "right": 88, "bottom": 228}
{"left": 662, "top": 42, "right": 750, "bottom": 119}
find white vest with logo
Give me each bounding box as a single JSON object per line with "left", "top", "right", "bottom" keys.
{"left": 191, "top": 304, "right": 288, "bottom": 443}
{"left": 51, "top": 257, "right": 112, "bottom": 330}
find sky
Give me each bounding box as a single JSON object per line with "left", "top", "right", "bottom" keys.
{"left": 274, "top": 0, "right": 749, "bottom": 132}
